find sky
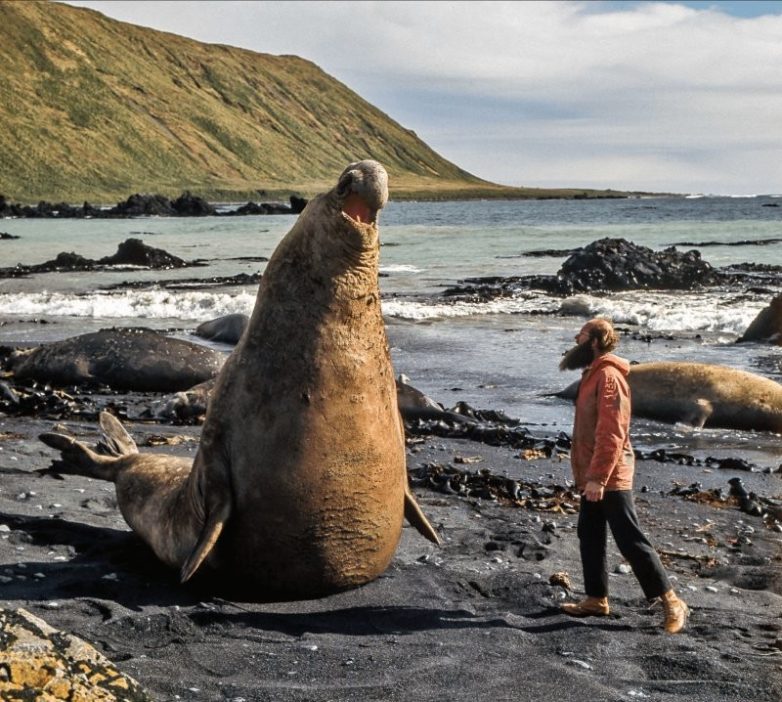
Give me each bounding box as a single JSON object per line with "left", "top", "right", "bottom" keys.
{"left": 65, "top": 1, "right": 782, "bottom": 195}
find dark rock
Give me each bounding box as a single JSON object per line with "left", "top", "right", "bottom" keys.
{"left": 0, "top": 231, "right": 20, "bottom": 240}
{"left": 82, "top": 201, "right": 101, "bottom": 217}
{"left": 41, "top": 252, "right": 94, "bottom": 271}
{"left": 441, "top": 275, "right": 561, "bottom": 302}
{"left": 0, "top": 192, "right": 306, "bottom": 219}
{"left": 100, "top": 271, "right": 259, "bottom": 291}
{"left": 229, "top": 195, "right": 307, "bottom": 216}
{"left": 670, "top": 237, "right": 782, "bottom": 247}
{"left": 233, "top": 202, "right": 263, "bottom": 215}
{"left": 110, "top": 193, "right": 177, "bottom": 217}
{"left": 557, "top": 237, "right": 724, "bottom": 293}
{"left": 520, "top": 248, "right": 579, "bottom": 258}
{"left": 0, "top": 239, "right": 196, "bottom": 278}
{"left": 171, "top": 191, "right": 215, "bottom": 216}
{"left": 290, "top": 195, "right": 308, "bottom": 214}
{"left": 99, "top": 238, "right": 188, "bottom": 269}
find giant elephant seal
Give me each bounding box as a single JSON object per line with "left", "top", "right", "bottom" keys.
{"left": 555, "top": 361, "right": 782, "bottom": 432}
{"left": 11, "top": 328, "right": 225, "bottom": 392}
{"left": 40, "top": 161, "right": 440, "bottom": 599}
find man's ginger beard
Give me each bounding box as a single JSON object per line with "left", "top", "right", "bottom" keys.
{"left": 559, "top": 339, "right": 596, "bottom": 371}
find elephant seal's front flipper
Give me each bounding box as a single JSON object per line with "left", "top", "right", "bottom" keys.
{"left": 179, "top": 500, "right": 229, "bottom": 583}
{"left": 404, "top": 486, "right": 442, "bottom": 545}
{"left": 685, "top": 399, "right": 714, "bottom": 429}
{"left": 179, "top": 425, "right": 234, "bottom": 583}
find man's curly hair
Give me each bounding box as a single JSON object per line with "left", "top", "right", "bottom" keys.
{"left": 584, "top": 318, "right": 619, "bottom": 353}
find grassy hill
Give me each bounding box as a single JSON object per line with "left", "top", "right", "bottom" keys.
{"left": 0, "top": 2, "right": 649, "bottom": 203}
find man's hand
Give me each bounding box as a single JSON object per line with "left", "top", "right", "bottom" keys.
{"left": 582, "top": 480, "right": 605, "bottom": 502}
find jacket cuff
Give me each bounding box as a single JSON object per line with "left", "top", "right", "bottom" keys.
{"left": 585, "top": 471, "right": 610, "bottom": 487}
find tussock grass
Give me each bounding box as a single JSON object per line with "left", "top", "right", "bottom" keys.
{"left": 0, "top": 3, "right": 655, "bottom": 203}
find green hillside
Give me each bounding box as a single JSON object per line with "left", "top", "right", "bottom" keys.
{"left": 0, "top": 2, "right": 647, "bottom": 202}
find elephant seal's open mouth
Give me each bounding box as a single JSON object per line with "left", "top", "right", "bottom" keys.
{"left": 341, "top": 192, "right": 375, "bottom": 224}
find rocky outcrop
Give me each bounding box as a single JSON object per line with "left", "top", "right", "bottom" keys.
{"left": 0, "top": 192, "right": 307, "bottom": 218}
{"left": 0, "top": 607, "right": 152, "bottom": 701}
{"left": 557, "top": 238, "right": 724, "bottom": 293}
{"left": 171, "top": 191, "right": 215, "bottom": 216}
{"left": 290, "top": 195, "right": 308, "bottom": 214}
{"left": 99, "top": 238, "right": 188, "bottom": 269}
{"left": 441, "top": 237, "right": 730, "bottom": 302}
{"left": 229, "top": 194, "right": 308, "bottom": 216}
{"left": 0, "top": 238, "right": 199, "bottom": 277}
{"left": 109, "top": 191, "right": 215, "bottom": 217}
{"left": 0, "top": 195, "right": 102, "bottom": 218}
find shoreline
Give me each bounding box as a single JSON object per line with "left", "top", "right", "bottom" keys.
{"left": 0, "top": 187, "right": 682, "bottom": 213}
{"left": 1, "top": 410, "right": 780, "bottom": 701}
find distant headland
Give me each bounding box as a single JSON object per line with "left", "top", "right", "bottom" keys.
{"left": 0, "top": 3, "right": 670, "bottom": 204}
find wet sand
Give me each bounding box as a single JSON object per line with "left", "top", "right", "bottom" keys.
{"left": 1, "top": 413, "right": 780, "bottom": 701}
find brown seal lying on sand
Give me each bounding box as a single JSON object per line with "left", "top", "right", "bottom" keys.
{"left": 555, "top": 360, "right": 782, "bottom": 432}
{"left": 10, "top": 328, "right": 225, "bottom": 392}
{"left": 40, "top": 160, "right": 440, "bottom": 599}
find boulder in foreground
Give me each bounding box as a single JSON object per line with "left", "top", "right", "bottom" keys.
{"left": 0, "top": 607, "right": 152, "bottom": 701}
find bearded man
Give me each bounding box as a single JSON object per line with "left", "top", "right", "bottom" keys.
{"left": 559, "top": 318, "right": 689, "bottom": 634}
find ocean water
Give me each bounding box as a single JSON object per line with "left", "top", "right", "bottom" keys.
{"left": 1, "top": 196, "right": 781, "bottom": 467}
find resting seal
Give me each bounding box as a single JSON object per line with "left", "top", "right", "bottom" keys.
{"left": 737, "top": 294, "right": 782, "bottom": 345}
{"left": 194, "top": 313, "right": 249, "bottom": 345}
{"left": 11, "top": 328, "right": 225, "bottom": 392}
{"left": 156, "top": 373, "right": 477, "bottom": 427}
{"left": 555, "top": 361, "right": 782, "bottom": 432}
{"left": 41, "top": 161, "right": 440, "bottom": 599}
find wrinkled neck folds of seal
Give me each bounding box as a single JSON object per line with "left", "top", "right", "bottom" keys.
{"left": 244, "top": 160, "right": 389, "bottom": 346}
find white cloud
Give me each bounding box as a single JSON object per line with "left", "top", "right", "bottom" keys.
{"left": 66, "top": 1, "right": 782, "bottom": 193}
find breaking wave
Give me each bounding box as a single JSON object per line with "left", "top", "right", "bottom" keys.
{"left": 0, "top": 286, "right": 766, "bottom": 337}
{"left": 0, "top": 289, "right": 256, "bottom": 322}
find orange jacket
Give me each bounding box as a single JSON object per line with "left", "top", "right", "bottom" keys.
{"left": 570, "top": 353, "right": 635, "bottom": 492}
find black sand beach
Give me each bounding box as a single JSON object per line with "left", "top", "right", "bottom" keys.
{"left": 1, "top": 406, "right": 780, "bottom": 701}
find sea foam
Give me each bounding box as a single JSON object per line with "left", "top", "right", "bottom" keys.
{"left": 0, "top": 290, "right": 256, "bottom": 322}
{"left": 558, "top": 292, "right": 764, "bottom": 335}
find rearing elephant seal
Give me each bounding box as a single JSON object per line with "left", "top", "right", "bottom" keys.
{"left": 41, "top": 160, "right": 440, "bottom": 599}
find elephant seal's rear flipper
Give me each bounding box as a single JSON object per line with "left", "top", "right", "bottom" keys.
{"left": 39, "top": 411, "right": 137, "bottom": 481}
{"left": 96, "top": 411, "right": 138, "bottom": 456}
{"left": 404, "top": 486, "right": 442, "bottom": 546}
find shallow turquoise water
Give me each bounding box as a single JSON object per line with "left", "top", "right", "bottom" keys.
{"left": 1, "top": 196, "right": 780, "bottom": 467}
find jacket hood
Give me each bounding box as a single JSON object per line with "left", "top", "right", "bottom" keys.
{"left": 584, "top": 353, "right": 630, "bottom": 379}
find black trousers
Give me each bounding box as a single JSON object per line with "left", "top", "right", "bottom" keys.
{"left": 577, "top": 489, "right": 670, "bottom": 600}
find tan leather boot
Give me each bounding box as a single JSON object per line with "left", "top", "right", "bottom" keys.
{"left": 661, "top": 589, "right": 689, "bottom": 633}
{"left": 561, "top": 596, "right": 610, "bottom": 617}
